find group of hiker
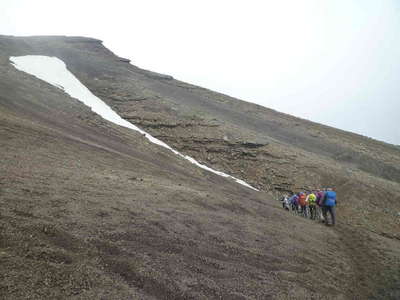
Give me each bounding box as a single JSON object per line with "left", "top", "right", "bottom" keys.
{"left": 280, "top": 188, "right": 337, "bottom": 226}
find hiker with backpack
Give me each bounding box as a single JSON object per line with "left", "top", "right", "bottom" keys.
{"left": 281, "top": 194, "right": 290, "bottom": 211}
{"left": 298, "top": 192, "right": 307, "bottom": 217}
{"left": 307, "top": 191, "right": 317, "bottom": 219}
{"left": 289, "top": 193, "right": 299, "bottom": 213}
{"left": 322, "top": 188, "right": 337, "bottom": 226}
{"left": 316, "top": 189, "right": 325, "bottom": 221}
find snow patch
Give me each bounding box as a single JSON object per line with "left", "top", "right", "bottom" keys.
{"left": 10, "top": 55, "right": 258, "bottom": 191}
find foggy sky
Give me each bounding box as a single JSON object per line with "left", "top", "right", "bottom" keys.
{"left": 1, "top": 0, "right": 399, "bottom": 145}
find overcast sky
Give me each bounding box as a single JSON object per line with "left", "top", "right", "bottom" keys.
{"left": 1, "top": 0, "right": 399, "bottom": 145}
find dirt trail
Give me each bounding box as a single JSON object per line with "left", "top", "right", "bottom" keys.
{"left": 333, "top": 225, "right": 376, "bottom": 298}
{"left": 335, "top": 225, "right": 400, "bottom": 300}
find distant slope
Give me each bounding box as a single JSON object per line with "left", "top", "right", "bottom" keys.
{"left": 9, "top": 55, "right": 256, "bottom": 191}
{"left": 0, "top": 35, "right": 399, "bottom": 299}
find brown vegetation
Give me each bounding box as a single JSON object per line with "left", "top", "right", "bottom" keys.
{"left": 0, "top": 36, "right": 399, "bottom": 299}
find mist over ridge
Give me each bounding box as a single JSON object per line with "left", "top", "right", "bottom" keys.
{"left": 2, "top": 1, "right": 400, "bottom": 144}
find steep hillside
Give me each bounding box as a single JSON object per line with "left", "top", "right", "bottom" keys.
{"left": 0, "top": 35, "right": 399, "bottom": 299}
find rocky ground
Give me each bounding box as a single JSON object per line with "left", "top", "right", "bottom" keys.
{"left": 0, "top": 35, "right": 399, "bottom": 299}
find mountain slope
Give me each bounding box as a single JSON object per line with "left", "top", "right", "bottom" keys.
{"left": 0, "top": 35, "right": 399, "bottom": 299}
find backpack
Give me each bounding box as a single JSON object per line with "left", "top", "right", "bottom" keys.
{"left": 316, "top": 191, "right": 324, "bottom": 206}
{"left": 324, "top": 191, "right": 336, "bottom": 207}
{"left": 298, "top": 193, "right": 306, "bottom": 206}
{"left": 308, "top": 193, "right": 316, "bottom": 206}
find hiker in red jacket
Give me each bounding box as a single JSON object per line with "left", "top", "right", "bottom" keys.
{"left": 298, "top": 192, "right": 307, "bottom": 217}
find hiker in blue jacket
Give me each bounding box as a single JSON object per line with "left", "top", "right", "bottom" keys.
{"left": 289, "top": 194, "right": 299, "bottom": 213}
{"left": 322, "top": 188, "right": 337, "bottom": 226}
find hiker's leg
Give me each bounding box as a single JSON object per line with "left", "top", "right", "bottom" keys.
{"left": 322, "top": 207, "right": 328, "bottom": 223}
{"left": 330, "top": 206, "right": 336, "bottom": 225}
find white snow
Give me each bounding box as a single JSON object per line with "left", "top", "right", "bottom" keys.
{"left": 10, "top": 55, "right": 258, "bottom": 191}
